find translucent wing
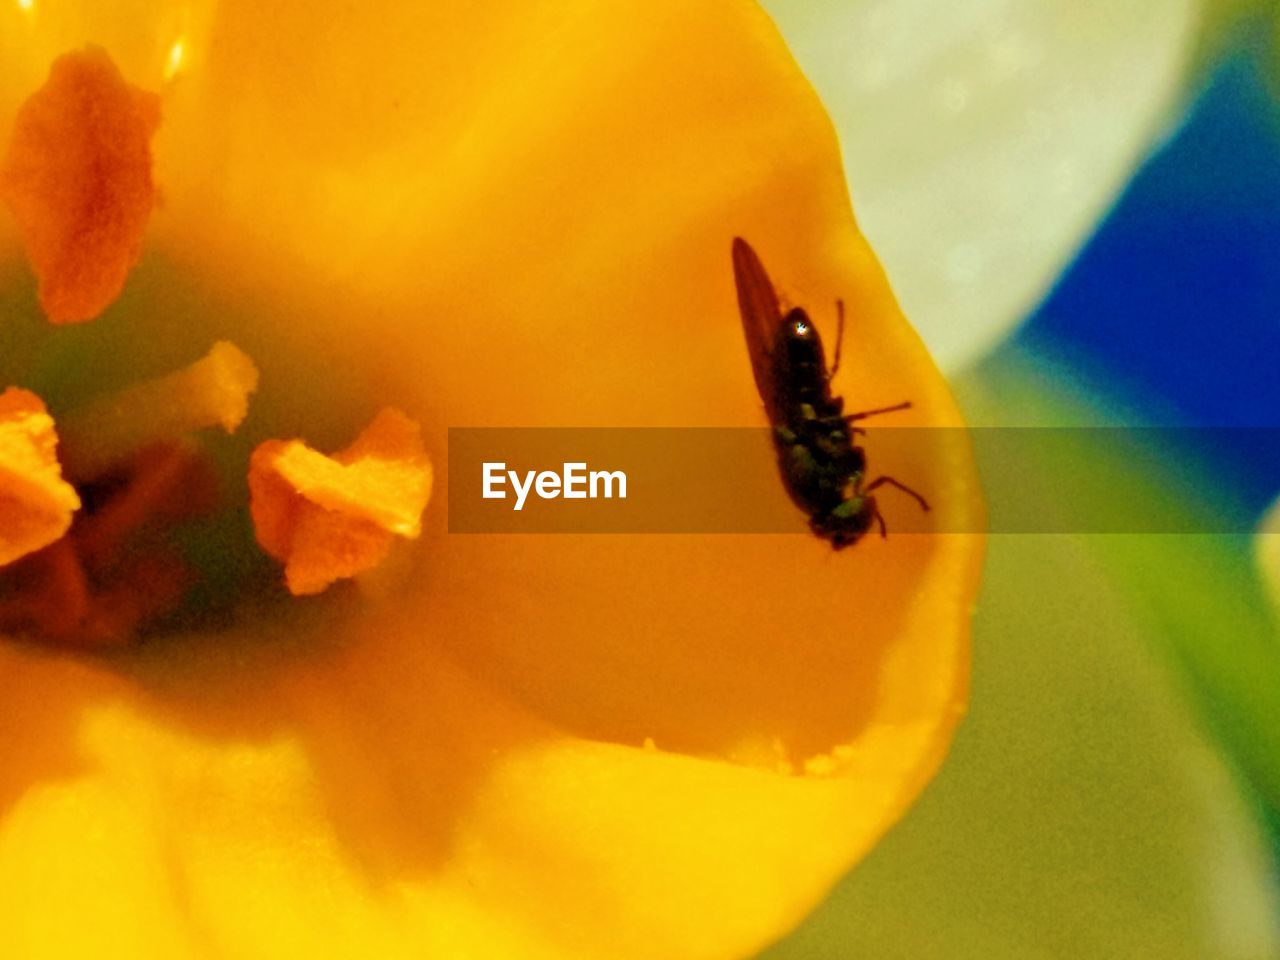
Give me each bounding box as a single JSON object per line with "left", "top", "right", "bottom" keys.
{"left": 731, "top": 237, "right": 786, "bottom": 424}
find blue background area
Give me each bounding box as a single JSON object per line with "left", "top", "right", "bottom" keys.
{"left": 1011, "top": 43, "right": 1280, "bottom": 513}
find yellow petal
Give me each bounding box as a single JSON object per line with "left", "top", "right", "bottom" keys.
{"left": 0, "top": 2, "right": 983, "bottom": 958}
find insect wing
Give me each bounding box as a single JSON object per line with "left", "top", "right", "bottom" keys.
{"left": 731, "top": 237, "right": 787, "bottom": 423}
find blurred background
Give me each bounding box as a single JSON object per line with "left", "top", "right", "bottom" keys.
{"left": 756, "top": 2, "right": 1280, "bottom": 957}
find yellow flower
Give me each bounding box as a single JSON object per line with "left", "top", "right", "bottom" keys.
{"left": 0, "top": 2, "right": 983, "bottom": 957}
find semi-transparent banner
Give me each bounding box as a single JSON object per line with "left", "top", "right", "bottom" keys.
{"left": 447, "top": 428, "right": 1275, "bottom": 534}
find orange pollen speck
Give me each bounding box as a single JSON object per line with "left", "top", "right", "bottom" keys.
{"left": 0, "top": 387, "right": 81, "bottom": 567}
{"left": 0, "top": 45, "right": 161, "bottom": 324}
{"left": 249, "top": 408, "right": 432, "bottom": 597}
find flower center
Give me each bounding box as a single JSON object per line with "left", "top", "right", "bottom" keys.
{"left": 0, "top": 47, "right": 432, "bottom": 649}
{"left": 0, "top": 345, "right": 268, "bottom": 644}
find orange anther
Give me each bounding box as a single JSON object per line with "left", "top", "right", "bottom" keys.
{"left": 0, "top": 387, "right": 81, "bottom": 567}
{"left": 0, "top": 46, "right": 161, "bottom": 323}
{"left": 249, "top": 408, "right": 432, "bottom": 596}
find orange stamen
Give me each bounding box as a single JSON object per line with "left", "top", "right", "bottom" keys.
{"left": 249, "top": 408, "right": 432, "bottom": 596}
{"left": 0, "top": 342, "right": 256, "bottom": 647}
{"left": 73, "top": 441, "right": 217, "bottom": 575}
{"left": 77, "top": 549, "right": 195, "bottom": 647}
{"left": 0, "top": 441, "right": 213, "bottom": 646}
{"left": 0, "top": 387, "right": 81, "bottom": 567}
{"left": 58, "top": 341, "right": 259, "bottom": 482}
{"left": 0, "top": 46, "right": 161, "bottom": 324}
{"left": 0, "top": 539, "right": 90, "bottom": 639}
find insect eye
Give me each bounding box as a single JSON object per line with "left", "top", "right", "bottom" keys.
{"left": 786, "top": 319, "right": 814, "bottom": 343}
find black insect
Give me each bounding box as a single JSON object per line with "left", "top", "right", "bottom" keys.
{"left": 731, "top": 236, "right": 928, "bottom": 547}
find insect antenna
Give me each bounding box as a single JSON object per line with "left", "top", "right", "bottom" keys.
{"left": 865, "top": 475, "right": 930, "bottom": 512}
{"left": 829, "top": 299, "right": 846, "bottom": 379}
{"left": 845, "top": 400, "right": 912, "bottom": 423}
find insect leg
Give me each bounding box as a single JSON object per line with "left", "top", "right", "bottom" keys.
{"left": 865, "top": 475, "right": 930, "bottom": 512}
{"left": 873, "top": 502, "right": 887, "bottom": 538}
{"left": 829, "top": 299, "right": 846, "bottom": 379}
{"left": 845, "top": 400, "right": 912, "bottom": 422}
